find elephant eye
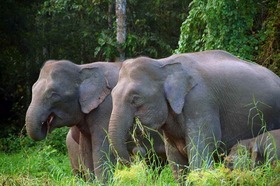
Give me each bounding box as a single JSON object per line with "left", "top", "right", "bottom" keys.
{"left": 47, "top": 92, "right": 61, "bottom": 102}
{"left": 131, "top": 94, "right": 142, "bottom": 107}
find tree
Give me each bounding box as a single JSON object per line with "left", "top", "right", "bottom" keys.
{"left": 0, "top": 0, "right": 42, "bottom": 138}
{"left": 176, "top": 0, "right": 280, "bottom": 74}
{"left": 116, "top": 0, "right": 126, "bottom": 61}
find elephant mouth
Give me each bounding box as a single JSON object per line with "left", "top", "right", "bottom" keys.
{"left": 41, "top": 113, "right": 55, "bottom": 135}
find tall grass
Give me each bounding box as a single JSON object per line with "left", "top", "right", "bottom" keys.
{"left": 1, "top": 113, "right": 280, "bottom": 185}
{"left": 1, "top": 146, "right": 280, "bottom": 186}
{"left": 0, "top": 143, "right": 176, "bottom": 186}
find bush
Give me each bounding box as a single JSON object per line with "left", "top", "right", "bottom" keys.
{"left": 176, "top": 0, "right": 280, "bottom": 71}
{"left": 0, "top": 127, "right": 69, "bottom": 154}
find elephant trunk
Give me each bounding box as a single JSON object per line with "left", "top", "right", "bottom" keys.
{"left": 25, "top": 105, "right": 48, "bottom": 141}
{"left": 108, "top": 108, "right": 134, "bottom": 164}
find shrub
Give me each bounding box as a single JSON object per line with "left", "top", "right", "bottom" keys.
{"left": 0, "top": 127, "right": 69, "bottom": 154}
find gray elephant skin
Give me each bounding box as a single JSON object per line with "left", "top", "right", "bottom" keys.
{"left": 25, "top": 60, "right": 166, "bottom": 182}
{"left": 108, "top": 50, "right": 280, "bottom": 180}
{"left": 225, "top": 129, "right": 280, "bottom": 169}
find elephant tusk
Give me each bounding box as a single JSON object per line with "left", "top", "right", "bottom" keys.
{"left": 47, "top": 114, "right": 54, "bottom": 125}
{"left": 46, "top": 114, "right": 55, "bottom": 133}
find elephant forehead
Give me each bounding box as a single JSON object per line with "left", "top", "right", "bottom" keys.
{"left": 41, "top": 60, "right": 79, "bottom": 79}
{"left": 122, "top": 62, "right": 162, "bottom": 82}
{"left": 115, "top": 81, "right": 161, "bottom": 103}
{"left": 32, "top": 79, "right": 48, "bottom": 92}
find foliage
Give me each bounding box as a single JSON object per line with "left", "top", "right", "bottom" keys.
{"left": 35, "top": 0, "right": 115, "bottom": 63}
{"left": 257, "top": 1, "right": 280, "bottom": 75}
{"left": 0, "top": 0, "right": 41, "bottom": 138}
{"left": 176, "top": 0, "right": 279, "bottom": 65}
{"left": 0, "top": 128, "right": 69, "bottom": 154}
{"left": 43, "top": 127, "right": 69, "bottom": 154}
{"left": 0, "top": 146, "right": 75, "bottom": 185}
{"left": 176, "top": 0, "right": 259, "bottom": 59}
{"left": 125, "top": 0, "right": 189, "bottom": 58}
{"left": 35, "top": 0, "right": 188, "bottom": 62}
{"left": 185, "top": 164, "right": 280, "bottom": 186}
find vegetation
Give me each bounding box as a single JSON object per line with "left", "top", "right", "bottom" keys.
{"left": 176, "top": 0, "right": 280, "bottom": 67}
{"left": 1, "top": 0, "right": 279, "bottom": 185}
{"left": 1, "top": 131, "right": 280, "bottom": 185}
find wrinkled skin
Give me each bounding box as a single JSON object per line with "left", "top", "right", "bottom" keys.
{"left": 108, "top": 50, "right": 280, "bottom": 181}
{"left": 225, "top": 129, "right": 280, "bottom": 169}
{"left": 25, "top": 60, "right": 166, "bottom": 183}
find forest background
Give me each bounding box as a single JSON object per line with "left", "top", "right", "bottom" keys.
{"left": 0, "top": 0, "right": 279, "bottom": 152}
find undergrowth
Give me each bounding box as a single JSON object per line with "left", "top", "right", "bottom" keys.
{"left": 1, "top": 118, "right": 280, "bottom": 185}
{"left": 1, "top": 145, "right": 280, "bottom": 186}
{"left": 1, "top": 132, "right": 280, "bottom": 186}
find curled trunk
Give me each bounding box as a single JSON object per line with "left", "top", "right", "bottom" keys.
{"left": 25, "top": 106, "right": 48, "bottom": 141}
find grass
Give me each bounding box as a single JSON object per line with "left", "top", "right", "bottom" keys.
{"left": 1, "top": 126, "right": 280, "bottom": 186}
{"left": 0, "top": 144, "right": 177, "bottom": 186}
{"left": 1, "top": 143, "right": 280, "bottom": 186}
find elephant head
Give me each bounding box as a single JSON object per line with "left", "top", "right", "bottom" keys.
{"left": 108, "top": 57, "right": 196, "bottom": 161}
{"left": 26, "top": 60, "right": 111, "bottom": 141}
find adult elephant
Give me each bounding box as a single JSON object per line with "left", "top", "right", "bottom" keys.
{"left": 108, "top": 50, "right": 280, "bottom": 180}
{"left": 25, "top": 60, "right": 166, "bottom": 183}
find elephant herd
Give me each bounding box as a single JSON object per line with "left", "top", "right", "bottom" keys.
{"left": 25, "top": 50, "right": 280, "bottom": 183}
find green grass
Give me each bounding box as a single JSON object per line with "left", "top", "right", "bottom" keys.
{"left": 1, "top": 145, "right": 280, "bottom": 186}
{"left": 0, "top": 145, "right": 177, "bottom": 186}
{"left": 1, "top": 129, "right": 280, "bottom": 186}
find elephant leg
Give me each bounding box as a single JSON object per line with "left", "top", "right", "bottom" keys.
{"left": 66, "top": 128, "right": 80, "bottom": 175}
{"left": 186, "top": 109, "right": 221, "bottom": 170}
{"left": 90, "top": 127, "right": 115, "bottom": 183}
{"left": 252, "top": 133, "right": 277, "bottom": 166}
{"left": 86, "top": 97, "right": 117, "bottom": 183}
{"left": 186, "top": 130, "right": 219, "bottom": 170}
{"left": 79, "top": 132, "right": 94, "bottom": 180}
{"left": 163, "top": 133, "right": 188, "bottom": 183}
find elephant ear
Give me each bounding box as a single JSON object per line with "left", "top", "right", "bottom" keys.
{"left": 79, "top": 67, "right": 111, "bottom": 114}
{"left": 163, "top": 63, "right": 196, "bottom": 114}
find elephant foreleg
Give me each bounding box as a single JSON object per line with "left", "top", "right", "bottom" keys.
{"left": 91, "top": 128, "right": 115, "bottom": 183}
{"left": 186, "top": 110, "right": 221, "bottom": 170}
{"left": 163, "top": 132, "right": 188, "bottom": 183}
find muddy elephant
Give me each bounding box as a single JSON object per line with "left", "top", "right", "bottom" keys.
{"left": 25, "top": 60, "right": 166, "bottom": 183}
{"left": 108, "top": 50, "right": 280, "bottom": 181}
{"left": 225, "top": 129, "right": 280, "bottom": 169}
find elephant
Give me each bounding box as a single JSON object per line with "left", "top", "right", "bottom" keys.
{"left": 25, "top": 60, "right": 166, "bottom": 183}
{"left": 108, "top": 50, "right": 280, "bottom": 181}
{"left": 225, "top": 129, "right": 280, "bottom": 169}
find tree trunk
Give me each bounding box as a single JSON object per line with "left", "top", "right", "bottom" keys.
{"left": 116, "top": 0, "right": 126, "bottom": 61}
